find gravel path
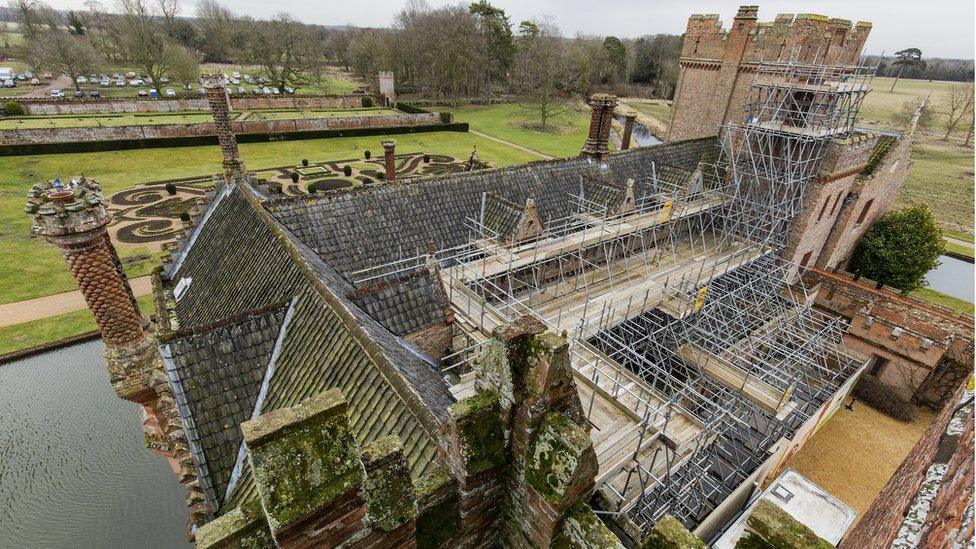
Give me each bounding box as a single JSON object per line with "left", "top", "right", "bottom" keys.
{"left": 0, "top": 276, "right": 152, "bottom": 327}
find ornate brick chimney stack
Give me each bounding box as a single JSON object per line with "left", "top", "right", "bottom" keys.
{"left": 581, "top": 93, "right": 617, "bottom": 163}
{"left": 382, "top": 139, "right": 397, "bottom": 182}
{"left": 201, "top": 73, "right": 245, "bottom": 179}
{"left": 25, "top": 178, "right": 158, "bottom": 403}
{"left": 620, "top": 111, "right": 636, "bottom": 150}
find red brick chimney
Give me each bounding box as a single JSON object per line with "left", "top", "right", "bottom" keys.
{"left": 581, "top": 93, "right": 617, "bottom": 163}
{"left": 621, "top": 111, "right": 636, "bottom": 150}
{"left": 382, "top": 139, "right": 397, "bottom": 182}
{"left": 25, "top": 178, "right": 157, "bottom": 403}
{"left": 201, "top": 73, "right": 245, "bottom": 179}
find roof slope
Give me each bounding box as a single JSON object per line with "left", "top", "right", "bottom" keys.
{"left": 164, "top": 303, "right": 289, "bottom": 509}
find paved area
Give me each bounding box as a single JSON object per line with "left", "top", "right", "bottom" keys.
{"left": 21, "top": 74, "right": 73, "bottom": 98}
{"left": 0, "top": 276, "right": 152, "bottom": 327}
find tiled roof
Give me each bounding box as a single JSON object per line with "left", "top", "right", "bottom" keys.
{"left": 264, "top": 138, "right": 718, "bottom": 281}
{"left": 481, "top": 192, "right": 524, "bottom": 239}
{"left": 164, "top": 303, "right": 289, "bottom": 510}
{"left": 350, "top": 271, "right": 447, "bottom": 336}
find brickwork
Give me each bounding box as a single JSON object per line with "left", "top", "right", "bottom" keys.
{"left": 582, "top": 94, "right": 617, "bottom": 163}
{"left": 202, "top": 75, "right": 245, "bottom": 178}
{"left": 383, "top": 140, "right": 397, "bottom": 182}
{"left": 0, "top": 112, "right": 443, "bottom": 146}
{"left": 806, "top": 267, "right": 974, "bottom": 407}
{"left": 14, "top": 94, "right": 381, "bottom": 115}
{"left": 621, "top": 113, "right": 636, "bottom": 150}
{"left": 667, "top": 6, "right": 871, "bottom": 142}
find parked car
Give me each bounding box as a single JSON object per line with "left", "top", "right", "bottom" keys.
{"left": 165, "top": 88, "right": 176, "bottom": 97}
{"left": 160, "top": 77, "right": 169, "bottom": 84}
{"left": 73, "top": 90, "right": 84, "bottom": 98}
{"left": 115, "top": 80, "right": 126, "bottom": 87}
{"left": 129, "top": 79, "right": 144, "bottom": 86}
{"left": 261, "top": 86, "right": 271, "bottom": 94}
{"left": 76, "top": 76, "right": 88, "bottom": 84}
{"left": 271, "top": 87, "right": 279, "bottom": 94}
{"left": 50, "top": 89, "right": 64, "bottom": 98}
{"left": 127, "top": 71, "right": 136, "bottom": 77}
{"left": 148, "top": 88, "right": 159, "bottom": 98}
{"left": 29, "top": 77, "right": 39, "bottom": 85}
{"left": 2, "top": 78, "right": 14, "bottom": 88}
{"left": 137, "top": 89, "right": 148, "bottom": 97}
{"left": 230, "top": 78, "right": 240, "bottom": 85}
{"left": 100, "top": 77, "right": 110, "bottom": 87}
{"left": 285, "top": 86, "right": 295, "bottom": 94}
{"left": 89, "top": 90, "right": 100, "bottom": 98}
{"left": 237, "top": 86, "right": 245, "bottom": 94}
{"left": 232, "top": 72, "right": 241, "bottom": 79}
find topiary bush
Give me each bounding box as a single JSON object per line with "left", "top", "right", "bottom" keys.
{"left": 423, "top": 154, "right": 430, "bottom": 163}
{"left": 164, "top": 183, "right": 177, "bottom": 195}
{"left": 361, "top": 96, "right": 373, "bottom": 108}
{"left": 3, "top": 100, "right": 25, "bottom": 116}
{"left": 301, "top": 159, "right": 309, "bottom": 167}
{"left": 179, "top": 211, "right": 191, "bottom": 222}
{"left": 307, "top": 183, "right": 317, "bottom": 194}
{"left": 343, "top": 165, "right": 352, "bottom": 177}
{"left": 291, "top": 172, "right": 300, "bottom": 183}
{"left": 853, "top": 374, "right": 916, "bottom": 422}
{"left": 850, "top": 205, "right": 945, "bottom": 293}
{"left": 364, "top": 150, "right": 371, "bottom": 159}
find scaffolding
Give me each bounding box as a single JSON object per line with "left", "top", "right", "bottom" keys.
{"left": 349, "top": 55, "right": 874, "bottom": 537}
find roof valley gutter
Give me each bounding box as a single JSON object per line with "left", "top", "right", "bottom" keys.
{"left": 235, "top": 182, "right": 446, "bottom": 444}
{"left": 222, "top": 296, "right": 299, "bottom": 504}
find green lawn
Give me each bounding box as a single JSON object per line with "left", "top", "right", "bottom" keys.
{"left": 910, "top": 287, "right": 975, "bottom": 315}
{"left": 626, "top": 101, "right": 672, "bottom": 124}
{"left": 945, "top": 240, "right": 975, "bottom": 259}
{"left": 0, "top": 131, "right": 536, "bottom": 305}
{"left": 860, "top": 77, "right": 964, "bottom": 131}
{"left": 894, "top": 136, "right": 974, "bottom": 236}
{"left": 0, "top": 294, "right": 154, "bottom": 356}
{"left": 446, "top": 102, "right": 593, "bottom": 158}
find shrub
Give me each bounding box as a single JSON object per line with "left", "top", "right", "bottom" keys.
{"left": 853, "top": 374, "right": 916, "bottom": 422}
{"left": 178, "top": 211, "right": 191, "bottom": 222}
{"left": 301, "top": 159, "right": 309, "bottom": 167}
{"left": 343, "top": 165, "right": 352, "bottom": 177}
{"left": 290, "top": 172, "right": 300, "bottom": 183}
{"left": 361, "top": 96, "right": 373, "bottom": 108}
{"left": 439, "top": 112, "right": 452, "bottom": 124}
{"left": 164, "top": 183, "right": 177, "bottom": 195}
{"left": 850, "top": 205, "right": 945, "bottom": 292}
{"left": 364, "top": 150, "right": 371, "bottom": 159}
{"left": 307, "top": 183, "right": 317, "bottom": 194}
{"left": 4, "top": 101, "right": 25, "bottom": 116}
{"left": 423, "top": 154, "right": 430, "bottom": 163}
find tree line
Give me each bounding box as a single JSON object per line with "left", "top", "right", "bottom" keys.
{"left": 0, "top": 0, "right": 683, "bottom": 104}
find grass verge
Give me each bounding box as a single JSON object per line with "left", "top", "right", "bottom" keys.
{"left": 446, "top": 102, "right": 592, "bottom": 158}
{"left": 910, "top": 288, "right": 974, "bottom": 315}
{"left": 0, "top": 294, "right": 154, "bottom": 356}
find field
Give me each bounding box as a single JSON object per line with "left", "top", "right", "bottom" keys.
{"left": 0, "top": 107, "right": 400, "bottom": 129}
{"left": 447, "top": 102, "right": 594, "bottom": 158}
{"left": 0, "top": 131, "right": 538, "bottom": 305}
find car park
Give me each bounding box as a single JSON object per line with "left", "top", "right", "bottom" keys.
{"left": 50, "top": 89, "right": 64, "bottom": 98}
{"left": 100, "top": 77, "right": 110, "bottom": 86}
{"left": 116, "top": 80, "right": 125, "bottom": 87}
{"left": 74, "top": 90, "right": 84, "bottom": 98}
{"left": 29, "top": 77, "right": 39, "bottom": 85}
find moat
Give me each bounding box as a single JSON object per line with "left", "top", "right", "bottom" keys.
{"left": 0, "top": 342, "right": 188, "bottom": 548}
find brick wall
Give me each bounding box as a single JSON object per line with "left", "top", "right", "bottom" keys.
{"left": 16, "top": 94, "right": 380, "bottom": 115}
{"left": 0, "top": 112, "right": 442, "bottom": 145}
{"left": 667, "top": 8, "right": 871, "bottom": 142}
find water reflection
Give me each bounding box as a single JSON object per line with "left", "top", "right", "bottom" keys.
{"left": 0, "top": 342, "right": 189, "bottom": 548}
{"left": 617, "top": 115, "right": 663, "bottom": 147}
{"left": 926, "top": 254, "right": 975, "bottom": 303}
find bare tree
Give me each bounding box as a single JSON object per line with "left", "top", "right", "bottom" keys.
{"left": 167, "top": 44, "right": 200, "bottom": 90}
{"left": 243, "top": 14, "right": 323, "bottom": 93}
{"left": 942, "top": 83, "right": 974, "bottom": 140}
{"left": 8, "top": 0, "right": 58, "bottom": 41}
{"left": 193, "top": 0, "right": 237, "bottom": 62}
{"left": 28, "top": 31, "right": 104, "bottom": 90}
{"left": 511, "top": 18, "right": 572, "bottom": 131}
{"left": 114, "top": 0, "right": 176, "bottom": 85}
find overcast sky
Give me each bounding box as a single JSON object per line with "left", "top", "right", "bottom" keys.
{"left": 42, "top": 0, "right": 975, "bottom": 59}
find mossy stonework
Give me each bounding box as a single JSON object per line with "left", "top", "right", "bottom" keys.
{"left": 525, "top": 412, "right": 597, "bottom": 507}
{"left": 241, "top": 389, "right": 365, "bottom": 534}
{"left": 448, "top": 389, "right": 507, "bottom": 475}
{"left": 553, "top": 501, "right": 626, "bottom": 549}
{"left": 361, "top": 435, "right": 418, "bottom": 532}
{"left": 640, "top": 515, "right": 707, "bottom": 549}
{"left": 737, "top": 500, "right": 833, "bottom": 549}
{"left": 194, "top": 504, "right": 274, "bottom": 549}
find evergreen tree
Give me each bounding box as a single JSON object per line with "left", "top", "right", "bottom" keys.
{"left": 850, "top": 205, "right": 945, "bottom": 292}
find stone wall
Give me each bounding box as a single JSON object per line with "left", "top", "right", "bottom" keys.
{"left": 0, "top": 112, "right": 442, "bottom": 146}
{"left": 667, "top": 7, "right": 871, "bottom": 142}
{"left": 15, "top": 94, "right": 381, "bottom": 115}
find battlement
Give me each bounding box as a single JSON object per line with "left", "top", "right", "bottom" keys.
{"left": 681, "top": 5, "right": 871, "bottom": 65}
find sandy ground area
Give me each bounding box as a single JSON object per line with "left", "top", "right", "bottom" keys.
{"left": 0, "top": 275, "right": 152, "bottom": 327}
{"left": 790, "top": 401, "right": 936, "bottom": 522}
